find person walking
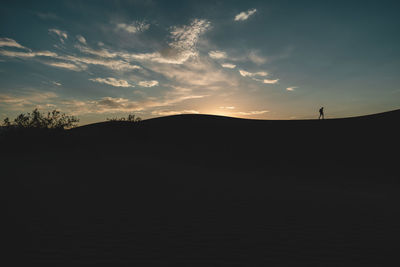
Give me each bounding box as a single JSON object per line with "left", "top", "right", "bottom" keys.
{"left": 319, "top": 107, "right": 324, "bottom": 120}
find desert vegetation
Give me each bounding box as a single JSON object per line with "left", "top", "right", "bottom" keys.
{"left": 106, "top": 114, "right": 141, "bottom": 122}
{"left": 1, "top": 108, "right": 79, "bottom": 130}
{"left": 1, "top": 109, "right": 143, "bottom": 133}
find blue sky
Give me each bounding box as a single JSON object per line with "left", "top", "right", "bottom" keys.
{"left": 1, "top": 0, "right": 400, "bottom": 124}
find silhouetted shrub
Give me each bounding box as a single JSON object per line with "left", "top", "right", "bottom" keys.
{"left": 1, "top": 108, "right": 79, "bottom": 130}
{"left": 107, "top": 114, "right": 141, "bottom": 122}
{"left": 2, "top": 117, "right": 11, "bottom": 127}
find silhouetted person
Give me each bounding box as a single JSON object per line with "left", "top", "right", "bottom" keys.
{"left": 319, "top": 107, "right": 324, "bottom": 120}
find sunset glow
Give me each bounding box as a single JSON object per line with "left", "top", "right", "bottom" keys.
{"left": 1, "top": 1, "right": 399, "bottom": 124}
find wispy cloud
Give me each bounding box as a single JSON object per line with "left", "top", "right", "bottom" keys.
{"left": 0, "top": 39, "right": 141, "bottom": 71}
{"left": 221, "top": 63, "right": 236, "bottom": 69}
{"left": 237, "top": 110, "right": 269, "bottom": 115}
{"left": 286, "top": 87, "right": 297, "bottom": 91}
{"left": 44, "top": 61, "right": 83, "bottom": 71}
{"left": 116, "top": 21, "right": 150, "bottom": 33}
{"left": 243, "top": 72, "right": 279, "bottom": 85}
{"left": 63, "top": 55, "right": 141, "bottom": 71}
{"left": 0, "top": 50, "right": 36, "bottom": 58}
{"left": 0, "top": 91, "right": 58, "bottom": 110}
{"left": 208, "top": 50, "right": 227, "bottom": 59}
{"left": 61, "top": 92, "right": 207, "bottom": 115}
{"left": 112, "top": 19, "right": 211, "bottom": 65}
{"left": 0, "top": 49, "right": 57, "bottom": 58}
{"left": 238, "top": 68, "right": 279, "bottom": 85}
{"left": 219, "top": 106, "right": 235, "bottom": 110}
{"left": 76, "top": 35, "right": 87, "bottom": 45}
{"left": 71, "top": 19, "right": 211, "bottom": 66}
{"left": 138, "top": 80, "right": 159, "bottom": 87}
{"left": 59, "top": 52, "right": 141, "bottom": 70}
{"left": 248, "top": 50, "right": 267, "bottom": 65}
{"left": 234, "top": 8, "right": 257, "bottom": 21}
{"left": 0, "top": 19, "right": 263, "bottom": 119}
{"left": 150, "top": 58, "right": 239, "bottom": 91}
{"left": 95, "top": 97, "right": 136, "bottom": 110}
{"left": 89, "top": 77, "right": 133, "bottom": 87}
{"left": 165, "top": 18, "right": 211, "bottom": 64}
{"left": 0, "top": 87, "right": 208, "bottom": 117}
{"left": 0, "top": 38, "right": 29, "bottom": 50}
{"left": 54, "top": 97, "right": 141, "bottom": 115}
{"left": 75, "top": 44, "right": 117, "bottom": 58}
{"left": 48, "top": 28, "right": 68, "bottom": 43}
{"left": 239, "top": 69, "right": 268, "bottom": 77}
{"left": 263, "top": 79, "right": 279, "bottom": 84}
{"left": 151, "top": 110, "right": 199, "bottom": 116}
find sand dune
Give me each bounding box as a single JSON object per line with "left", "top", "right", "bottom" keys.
{"left": 1, "top": 110, "right": 399, "bottom": 266}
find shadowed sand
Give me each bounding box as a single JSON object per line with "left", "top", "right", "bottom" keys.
{"left": 1, "top": 110, "right": 399, "bottom": 266}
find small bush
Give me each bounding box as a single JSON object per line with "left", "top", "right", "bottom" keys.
{"left": 107, "top": 114, "right": 141, "bottom": 122}
{"left": 2, "top": 108, "right": 79, "bottom": 130}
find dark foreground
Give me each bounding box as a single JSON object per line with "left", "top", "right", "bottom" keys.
{"left": 1, "top": 110, "right": 399, "bottom": 266}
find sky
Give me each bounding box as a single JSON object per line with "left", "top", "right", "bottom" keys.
{"left": 1, "top": 0, "right": 400, "bottom": 125}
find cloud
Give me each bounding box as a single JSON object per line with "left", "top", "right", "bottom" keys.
{"left": 219, "top": 106, "right": 235, "bottom": 110}
{"left": 97, "top": 19, "right": 211, "bottom": 65}
{"left": 43, "top": 61, "right": 83, "bottom": 71}
{"left": 58, "top": 97, "right": 140, "bottom": 115}
{"left": 61, "top": 92, "right": 207, "bottom": 115}
{"left": 0, "top": 21, "right": 244, "bottom": 118}
{"left": 48, "top": 28, "right": 68, "bottom": 43}
{"left": 239, "top": 69, "right": 268, "bottom": 77}
{"left": 208, "top": 50, "right": 227, "bottom": 59}
{"left": 0, "top": 94, "right": 30, "bottom": 105}
{"left": 0, "top": 38, "right": 29, "bottom": 50}
{"left": 286, "top": 87, "right": 297, "bottom": 91}
{"left": 150, "top": 57, "right": 239, "bottom": 91}
{"left": 0, "top": 91, "right": 58, "bottom": 110}
{"left": 52, "top": 81, "right": 62, "bottom": 86}
{"left": 73, "top": 19, "right": 211, "bottom": 65}
{"left": 36, "top": 51, "right": 59, "bottom": 57}
{"left": 120, "top": 51, "right": 158, "bottom": 60}
{"left": 170, "top": 19, "right": 210, "bottom": 51}
{"left": 221, "top": 63, "right": 236, "bottom": 69}
{"left": 160, "top": 90, "right": 207, "bottom": 106}
{"left": 122, "top": 51, "right": 190, "bottom": 65}
{"left": 0, "top": 87, "right": 208, "bottom": 117}
{"left": 89, "top": 77, "right": 133, "bottom": 87}
{"left": 0, "top": 38, "right": 141, "bottom": 71}
{"left": 234, "top": 8, "right": 257, "bottom": 21}
{"left": 75, "top": 44, "right": 117, "bottom": 58}
{"left": 138, "top": 80, "right": 159, "bottom": 87}
{"left": 220, "top": 50, "right": 266, "bottom": 65}
{"left": 263, "top": 79, "right": 279, "bottom": 84}
{"left": 96, "top": 97, "right": 131, "bottom": 108}
{"left": 56, "top": 52, "right": 140, "bottom": 71}
{"left": 64, "top": 55, "right": 141, "bottom": 71}
{"left": 116, "top": 21, "right": 150, "bottom": 33}
{"left": 241, "top": 71, "right": 279, "bottom": 84}
{"left": 76, "top": 35, "right": 87, "bottom": 45}
{"left": 237, "top": 110, "right": 269, "bottom": 115}
{"left": 0, "top": 50, "right": 38, "bottom": 58}
{"left": 163, "top": 18, "right": 211, "bottom": 64}
{"left": 151, "top": 110, "right": 199, "bottom": 116}
{"left": 0, "top": 49, "right": 58, "bottom": 59}
{"left": 248, "top": 50, "right": 267, "bottom": 65}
